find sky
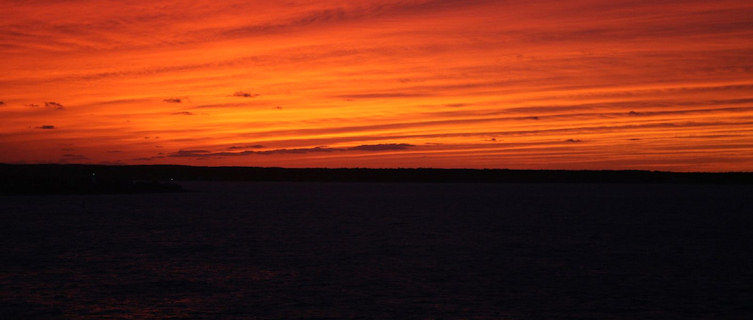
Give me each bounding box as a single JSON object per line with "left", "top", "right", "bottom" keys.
{"left": 1, "top": 0, "right": 752, "bottom": 171}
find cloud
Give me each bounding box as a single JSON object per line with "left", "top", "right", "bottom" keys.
{"left": 44, "top": 101, "right": 64, "bottom": 110}
{"left": 171, "top": 111, "right": 195, "bottom": 115}
{"left": 334, "top": 92, "right": 430, "bottom": 99}
{"left": 3, "top": 1, "right": 753, "bottom": 171}
{"left": 132, "top": 155, "right": 166, "bottom": 161}
{"left": 227, "top": 145, "right": 265, "bottom": 150}
{"left": 429, "top": 98, "right": 753, "bottom": 120}
{"left": 59, "top": 154, "right": 89, "bottom": 163}
{"left": 163, "top": 98, "right": 182, "bottom": 103}
{"left": 565, "top": 139, "right": 582, "bottom": 143}
{"left": 26, "top": 104, "right": 40, "bottom": 108}
{"left": 348, "top": 143, "right": 414, "bottom": 151}
{"left": 169, "top": 150, "right": 210, "bottom": 157}
{"left": 62, "top": 153, "right": 87, "bottom": 158}
{"left": 99, "top": 160, "right": 126, "bottom": 165}
{"left": 168, "top": 143, "right": 416, "bottom": 158}
{"left": 233, "top": 91, "right": 259, "bottom": 98}
{"left": 217, "top": 1, "right": 492, "bottom": 40}
{"left": 190, "top": 101, "right": 268, "bottom": 109}
{"left": 255, "top": 146, "right": 336, "bottom": 155}
{"left": 219, "top": 8, "right": 351, "bottom": 39}
{"left": 0, "top": 101, "right": 4, "bottom": 106}
{"left": 36, "top": 125, "right": 55, "bottom": 129}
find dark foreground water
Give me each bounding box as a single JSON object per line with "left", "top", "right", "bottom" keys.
{"left": 1, "top": 182, "right": 752, "bottom": 319}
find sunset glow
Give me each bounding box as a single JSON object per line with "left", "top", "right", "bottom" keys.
{"left": 2, "top": 0, "right": 753, "bottom": 170}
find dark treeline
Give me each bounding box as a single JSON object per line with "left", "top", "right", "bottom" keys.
{"left": 2, "top": 164, "right": 753, "bottom": 194}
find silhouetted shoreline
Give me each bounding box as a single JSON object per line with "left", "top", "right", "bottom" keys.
{"left": 2, "top": 164, "right": 753, "bottom": 194}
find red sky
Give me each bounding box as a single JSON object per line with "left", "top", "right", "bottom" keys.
{"left": 2, "top": 0, "right": 752, "bottom": 171}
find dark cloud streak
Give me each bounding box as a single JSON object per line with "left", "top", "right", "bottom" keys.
{"left": 233, "top": 91, "right": 259, "bottom": 98}
{"left": 44, "top": 101, "right": 64, "bottom": 110}
{"left": 335, "top": 92, "right": 430, "bottom": 99}
{"left": 227, "top": 145, "right": 265, "bottom": 150}
{"left": 59, "top": 154, "right": 89, "bottom": 163}
{"left": 168, "top": 143, "right": 416, "bottom": 158}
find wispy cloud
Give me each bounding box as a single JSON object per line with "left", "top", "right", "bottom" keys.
{"left": 348, "top": 143, "right": 414, "bottom": 151}
{"left": 168, "top": 143, "right": 416, "bottom": 158}
{"left": 44, "top": 101, "right": 64, "bottom": 110}
{"left": 132, "top": 155, "right": 166, "bottom": 161}
{"left": 2, "top": 0, "right": 753, "bottom": 170}
{"left": 169, "top": 150, "right": 210, "bottom": 157}
{"left": 59, "top": 153, "right": 89, "bottom": 163}
{"left": 227, "top": 145, "right": 265, "bottom": 150}
{"left": 334, "top": 92, "right": 431, "bottom": 99}
{"left": 233, "top": 91, "right": 259, "bottom": 98}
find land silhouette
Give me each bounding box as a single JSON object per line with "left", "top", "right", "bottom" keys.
{"left": 2, "top": 164, "right": 753, "bottom": 194}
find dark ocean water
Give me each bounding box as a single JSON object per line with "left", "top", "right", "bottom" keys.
{"left": 1, "top": 182, "right": 752, "bottom": 319}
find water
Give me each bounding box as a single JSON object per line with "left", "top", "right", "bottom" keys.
{"left": 2, "top": 182, "right": 752, "bottom": 319}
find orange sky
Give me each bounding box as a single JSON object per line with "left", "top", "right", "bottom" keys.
{"left": 2, "top": 0, "right": 753, "bottom": 171}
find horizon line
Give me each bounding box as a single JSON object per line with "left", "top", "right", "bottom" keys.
{"left": 3, "top": 163, "right": 752, "bottom": 174}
